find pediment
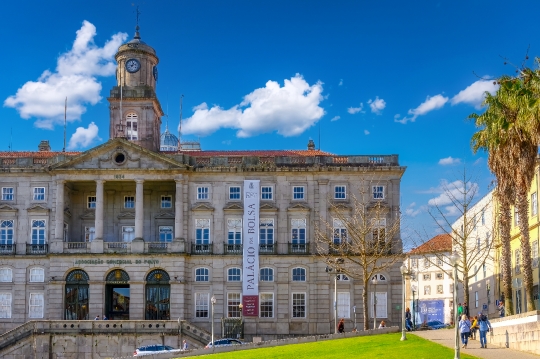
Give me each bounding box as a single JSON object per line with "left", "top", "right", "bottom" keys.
{"left": 118, "top": 211, "right": 136, "bottom": 219}
{"left": 329, "top": 202, "right": 352, "bottom": 211}
{"left": 50, "top": 138, "right": 187, "bottom": 171}
{"left": 260, "top": 202, "right": 278, "bottom": 212}
{"left": 80, "top": 211, "right": 95, "bottom": 219}
{"left": 287, "top": 202, "right": 311, "bottom": 212}
{"left": 191, "top": 202, "right": 215, "bottom": 211}
{"left": 27, "top": 204, "right": 50, "bottom": 213}
{"left": 155, "top": 211, "right": 175, "bottom": 219}
{"left": 0, "top": 204, "right": 18, "bottom": 213}
{"left": 367, "top": 201, "right": 390, "bottom": 212}
{"left": 223, "top": 202, "right": 243, "bottom": 211}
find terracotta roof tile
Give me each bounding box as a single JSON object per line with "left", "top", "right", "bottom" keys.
{"left": 409, "top": 234, "right": 452, "bottom": 254}
{"left": 0, "top": 151, "right": 80, "bottom": 158}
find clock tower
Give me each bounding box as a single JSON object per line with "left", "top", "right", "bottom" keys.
{"left": 108, "top": 25, "right": 164, "bottom": 152}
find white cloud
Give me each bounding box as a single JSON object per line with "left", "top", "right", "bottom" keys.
{"left": 438, "top": 156, "right": 461, "bottom": 166}
{"left": 368, "top": 96, "right": 386, "bottom": 114}
{"left": 364, "top": 129, "right": 370, "bottom": 135}
{"left": 451, "top": 79, "right": 499, "bottom": 109}
{"left": 394, "top": 94, "right": 448, "bottom": 124}
{"left": 339, "top": 79, "right": 343, "bottom": 86}
{"left": 68, "top": 122, "right": 100, "bottom": 149}
{"left": 222, "top": 140, "right": 232, "bottom": 145}
{"left": 182, "top": 74, "right": 325, "bottom": 137}
{"left": 347, "top": 103, "right": 364, "bottom": 114}
{"left": 427, "top": 179, "right": 479, "bottom": 216}
{"left": 330, "top": 115, "right": 340, "bottom": 122}
{"left": 473, "top": 157, "right": 484, "bottom": 166}
{"left": 405, "top": 202, "right": 422, "bottom": 217}
{"left": 4, "top": 21, "right": 127, "bottom": 129}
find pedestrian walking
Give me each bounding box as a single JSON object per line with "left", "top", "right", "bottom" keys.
{"left": 470, "top": 316, "right": 478, "bottom": 340}
{"left": 182, "top": 340, "right": 188, "bottom": 351}
{"left": 338, "top": 318, "right": 345, "bottom": 333}
{"left": 458, "top": 314, "right": 471, "bottom": 348}
{"left": 478, "top": 313, "right": 492, "bottom": 349}
{"left": 457, "top": 303, "right": 463, "bottom": 316}
{"left": 498, "top": 301, "right": 505, "bottom": 317}
{"left": 463, "top": 303, "right": 470, "bottom": 317}
{"left": 405, "top": 307, "right": 413, "bottom": 331}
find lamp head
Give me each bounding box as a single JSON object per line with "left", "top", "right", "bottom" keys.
{"left": 211, "top": 295, "right": 216, "bottom": 304}
{"left": 449, "top": 251, "right": 459, "bottom": 266}
{"left": 400, "top": 264, "right": 408, "bottom": 275}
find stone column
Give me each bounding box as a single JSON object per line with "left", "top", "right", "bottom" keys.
{"left": 135, "top": 179, "right": 144, "bottom": 240}
{"left": 172, "top": 177, "right": 186, "bottom": 253}
{"left": 91, "top": 180, "right": 105, "bottom": 254}
{"left": 51, "top": 179, "right": 65, "bottom": 253}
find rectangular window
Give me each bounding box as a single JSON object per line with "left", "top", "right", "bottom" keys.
{"left": 87, "top": 196, "right": 96, "bottom": 209}
{"left": 334, "top": 186, "right": 346, "bottom": 199}
{"left": 195, "top": 219, "right": 210, "bottom": 244}
{"left": 1, "top": 187, "right": 13, "bottom": 201}
{"left": 474, "top": 265, "right": 478, "bottom": 282}
{"left": 0, "top": 268, "right": 12, "bottom": 282}
{"left": 197, "top": 187, "right": 209, "bottom": 200}
{"left": 436, "top": 273, "right": 443, "bottom": 280}
{"left": 30, "top": 268, "right": 44, "bottom": 282}
{"left": 260, "top": 293, "right": 274, "bottom": 318}
{"left": 29, "top": 293, "right": 44, "bottom": 318}
{"left": 227, "top": 293, "right": 241, "bottom": 318}
{"left": 159, "top": 226, "right": 173, "bottom": 242}
{"left": 424, "top": 286, "right": 431, "bottom": 295}
{"left": 292, "top": 293, "right": 306, "bottom": 318}
{"left": 31, "top": 220, "right": 46, "bottom": 244}
{"left": 437, "top": 258, "right": 443, "bottom": 267}
{"left": 195, "top": 293, "right": 209, "bottom": 318}
{"left": 437, "top": 285, "right": 443, "bottom": 294}
{"left": 475, "top": 291, "right": 479, "bottom": 308}
{"left": 411, "top": 258, "right": 417, "bottom": 268}
{"left": 333, "top": 218, "right": 347, "bottom": 244}
{"left": 260, "top": 219, "right": 274, "bottom": 250}
{"left": 63, "top": 223, "right": 68, "bottom": 242}
{"left": 372, "top": 186, "right": 384, "bottom": 200}
{"left": 261, "top": 186, "right": 273, "bottom": 200}
{"left": 337, "top": 292, "right": 350, "bottom": 318}
{"left": 161, "top": 195, "right": 172, "bottom": 208}
{"left": 533, "top": 241, "right": 539, "bottom": 268}
{"left": 227, "top": 219, "right": 242, "bottom": 244}
{"left": 532, "top": 192, "right": 538, "bottom": 216}
{"left": 122, "top": 226, "right": 135, "bottom": 242}
{"left": 0, "top": 220, "right": 14, "bottom": 244}
{"left": 371, "top": 218, "right": 386, "bottom": 249}
{"left": 450, "top": 284, "right": 454, "bottom": 293}
{"left": 229, "top": 186, "right": 241, "bottom": 200}
{"left": 423, "top": 258, "right": 430, "bottom": 268}
{"left": 124, "top": 196, "right": 135, "bottom": 209}
{"left": 483, "top": 264, "right": 487, "bottom": 278}
{"left": 291, "top": 219, "right": 306, "bottom": 244}
{"left": 370, "top": 292, "right": 387, "bottom": 318}
{"left": 481, "top": 210, "right": 485, "bottom": 225}
{"left": 293, "top": 186, "right": 305, "bottom": 200}
{"left": 33, "top": 187, "right": 45, "bottom": 201}
{"left": 515, "top": 249, "right": 521, "bottom": 274}
{"left": 84, "top": 227, "right": 95, "bottom": 242}
{"left": 0, "top": 293, "right": 12, "bottom": 318}
{"left": 423, "top": 273, "right": 431, "bottom": 281}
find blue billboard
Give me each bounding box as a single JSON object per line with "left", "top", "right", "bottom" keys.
{"left": 414, "top": 300, "right": 445, "bottom": 324}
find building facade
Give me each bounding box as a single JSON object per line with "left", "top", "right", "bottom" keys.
{"left": 0, "top": 27, "right": 406, "bottom": 339}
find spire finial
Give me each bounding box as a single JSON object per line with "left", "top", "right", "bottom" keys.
{"left": 134, "top": 5, "right": 141, "bottom": 39}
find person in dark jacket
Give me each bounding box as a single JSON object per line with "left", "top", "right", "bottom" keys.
{"left": 338, "top": 318, "right": 345, "bottom": 333}
{"left": 405, "top": 307, "right": 413, "bottom": 331}
{"left": 463, "top": 303, "right": 470, "bottom": 317}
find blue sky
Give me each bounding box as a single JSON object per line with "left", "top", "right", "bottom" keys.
{"left": 2, "top": 0, "right": 539, "bottom": 240}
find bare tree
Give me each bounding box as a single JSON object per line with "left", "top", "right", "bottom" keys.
{"left": 315, "top": 189, "right": 403, "bottom": 331}
{"left": 415, "top": 171, "right": 495, "bottom": 308}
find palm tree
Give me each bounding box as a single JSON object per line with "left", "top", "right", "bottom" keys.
{"left": 471, "top": 75, "right": 540, "bottom": 313}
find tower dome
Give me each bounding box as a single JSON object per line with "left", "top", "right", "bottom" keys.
{"left": 160, "top": 128, "right": 179, "bottom": 152}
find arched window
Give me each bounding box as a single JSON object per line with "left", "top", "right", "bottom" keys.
{"left": 65, "top": 269, "right": 89, "bottom": 320}
{"left": 106, "top": 269, "right": 130, "bottom": 283}
{"left": 371, "top": 274, "right": 387, "bottom": 282}
{"left": 0, "top": 268, "right": 12, "bottom": 282}
{"left": 195, "top": 268, "right": 209, "bottom": 282}
{"left": 145, "top": 269, "right": 170, "bottom": 320}
{"left": 126, "top": 112, "right": 138, "bottom": 140}
{"left": 227, "top": 268, "right": 241, "bottom": 282}
{"left": 260, "top": 267, "right": 274, "bottom": 282}
{"left": 292, "top": 267, "right": 306, "bottom": 281}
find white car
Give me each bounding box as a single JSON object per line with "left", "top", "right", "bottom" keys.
{"left": 133, "top": 345, "right": 182, "bottom": 356}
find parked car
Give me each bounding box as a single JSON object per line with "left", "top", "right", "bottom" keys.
{"left": 133, "top": 345, "right": 182, "bottom": 356}
{"left": 205, "top": 338, "right": 245, "bottom": 349}
{"left": 425, "top": 320, "right": 449, "bottom": 330}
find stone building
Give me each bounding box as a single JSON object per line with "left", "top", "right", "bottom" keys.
{"left": 0, "top": 26, "right": 406, "bottom": 339}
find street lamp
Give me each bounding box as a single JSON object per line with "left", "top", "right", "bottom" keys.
{"left": 372, "top": 276, "right": 378, "bottom": 329}
{"left": 238, "top": 303, "right": 243, "bottom": 339}
{"left": 400, "top": 264, "right": 408, "bottom": 341}
{"left": 450, "top": 252, "right": 460, "bottom": 359}
{"left": 211, "top": 295, "right": 216, "bottom": 350}
{"left": 326, "top": 266, "right": 339, "bottom": 334}
{"left": 411, "top": 284, "right": 417, "bottom": 331}
{"left": 353, "top": 305, "right": 357, "bottom": 332}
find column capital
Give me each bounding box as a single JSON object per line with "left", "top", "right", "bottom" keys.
{"left": 95, "top": 179, "right": 106, "bottom": 185}
{"left": 175, "top": 174, "right": 184, "bottom": 183}
{"left": 56, "top": 179, "right": 66, "bottom": 185}
{"left": 136, "top": 179, "right": 145, "bottom": 184}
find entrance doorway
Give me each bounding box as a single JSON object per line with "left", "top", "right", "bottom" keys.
{"left": 105, "top": 269, "right": 130, "bottom": 320}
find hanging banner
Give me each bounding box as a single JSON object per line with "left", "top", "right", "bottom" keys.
{"left": 242, "top": 180, "right": 260, "bottom": 316}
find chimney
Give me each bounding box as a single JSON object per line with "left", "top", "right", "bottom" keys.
{"left": 307, "top": 139, "right": 315, "bottom": 150}
{"left": 38, "top": 140, "right": 51, "bottom": 152}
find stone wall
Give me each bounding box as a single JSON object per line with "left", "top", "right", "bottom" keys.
{"left": 490, "top": 310, "right": 540, "bottom": 355}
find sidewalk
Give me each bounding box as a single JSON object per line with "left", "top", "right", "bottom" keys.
{"left": 412, "top": 329, "right": 539, "bottom": 359}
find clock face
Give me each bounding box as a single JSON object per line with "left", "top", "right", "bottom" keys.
{"left": 153, "top": 66, "right": 158, "bottom": 81}
{"left": 126, "top": 58, "right": 140, "bottom": 73}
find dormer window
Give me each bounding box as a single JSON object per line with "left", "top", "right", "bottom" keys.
{"left": 126, "top": 113, "right": 138, "bottom": 140}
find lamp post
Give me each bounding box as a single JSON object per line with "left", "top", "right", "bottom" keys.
{"left": 211, "top": 295, "right": 216, "bottom": 350}
{"left": 400, "top": 264, "right": 408, "bottom": 341}
{"left": 353, "top": 305, "right": 357, "bottom": 332}
{"left": 372, "top": 277, "right": 378, "bottom": 329}
{"left": 411, "top": 284, "right": 417, "bottom": 331}
{"left": 326, "top": 266, "right": 338, "bottom": 334}
{"left": 238, "top": 303, "right": 243, "bottom": 339}
{"left": 450, "top": 252, "right": 460, "bottom": 359}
